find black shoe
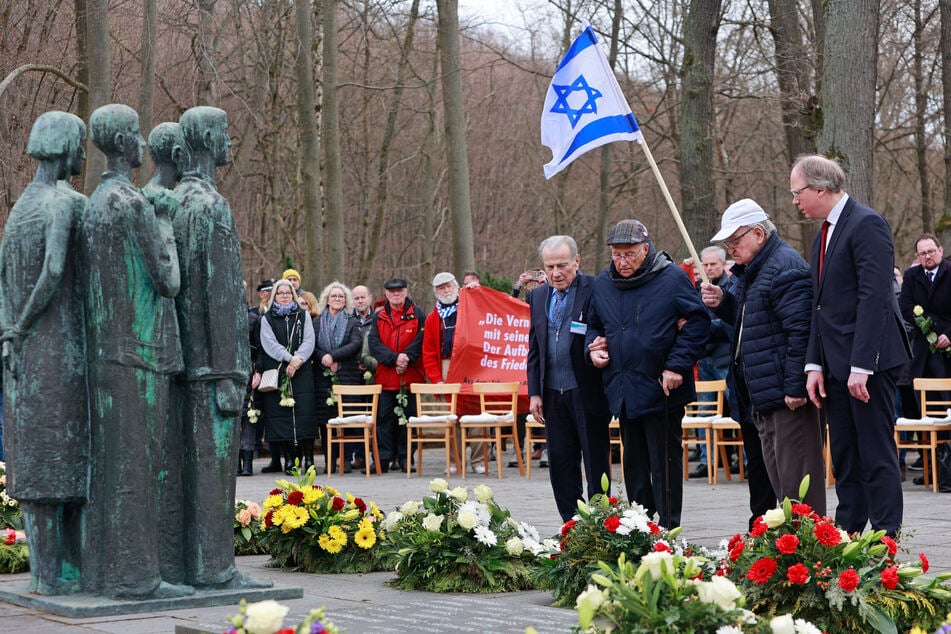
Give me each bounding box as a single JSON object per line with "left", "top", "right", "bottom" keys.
{"left": 261, "top": 460, "right": 282, "bottom": 473}
{"left": 913, "top": 475, "right": 926, "bottom": 486}
{"left": 689, "top": 463, "right": 709, "bottom": 479}
{"left": 507, "top": 460, "right": 520, "bottom": 468}
{"left": 908, "top": 456, "right": 924, "bottom": 471}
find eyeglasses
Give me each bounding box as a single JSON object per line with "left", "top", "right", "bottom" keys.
{"left": 790, "top": 186, "right": 813, "bottom": 200}
{"left": 918, "top": 248, "right": 939, "bottom": 258}
{"left": 275, "top": 290, "right": 293, "bottom": 296}
{"left": 723, "top": 227, "right": 755, "bottom": 250}
{"left": 328, "top": 294, "right": 346, "bottom": 299}
{"left": 610, "top": 248, "right": 645, "bottom": 262}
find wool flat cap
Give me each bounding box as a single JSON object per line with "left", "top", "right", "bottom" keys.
{"left": 383, "top": 277, "right": 408, "bottom": 290}
{"left": 606, "top": 219, "right": 650, "bottom": 245}
{"left": 432, "top": 272, "right": 456, "bottom": 287}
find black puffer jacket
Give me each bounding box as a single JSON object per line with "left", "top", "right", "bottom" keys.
{"left": 714, "top": 232, "right": 812, "bottom": 415}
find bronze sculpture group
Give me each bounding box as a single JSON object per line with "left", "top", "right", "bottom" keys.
{"left": 0, "top": 105, "right": 268, "bottom": 599}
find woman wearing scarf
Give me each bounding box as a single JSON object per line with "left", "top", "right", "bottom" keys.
{"left": 313, "top": 281, "right": 363, "bottom": 472}
{"left": 256, "top": 278, "right": 317, "bottom": 474}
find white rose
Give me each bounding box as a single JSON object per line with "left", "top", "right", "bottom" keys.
{"left": 422, "top": 513, "right": 444, "bottom": 532}
{"left": 639, "top": 551, "right": 674, "bottom": 580}
{"left": 429, "top": 478, "right": 449, "bottom": 493}
{"left": 242, "top": 600, "right": 289, "bottom": 634}
{"left": 473, "top": 483, "right": 493, "bottom": 503}
{"left": 449, "top": 486, "right": 468, "bottom": 502}
{"left": 716, "top": 627, "right": 743, "bottom": 634}
{"left": 770, "top": 614, "right": 795, "bottom": 634}
{"left": 400, "top": 500, "right": 421, "bottom": 516}
{"left": 763, "top": 508, "right": 786, "bottom": 528}
{"left": 457, "top": 507, "right": 479, "bottom": 530}
{"left": 793, "top": 619, "right": 822, "bottom": 634}
{"left": 696, "top": 575, "right": 742, "bottom": 611}
{"left": 383, "top": 511, "right": 404, "bottom": 531}
{"left": 505, "top": 537, "right": 524, "bottom": 556}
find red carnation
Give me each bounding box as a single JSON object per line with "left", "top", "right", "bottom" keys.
{"left": 277, "top": 629, "right": 295, "bottom": 634}
{"left": 791, "top": 503, "right": 813, "bottom": 516}
{"left": 561, "top": 520, "right": 577, "bottom": 537}
{"left": 264, "top": 509, "right": 275, "bottom": 527}
{"left": 4, "top": 528, "right": 14, "bottom": 546}
{"left": 919, "top": 552, "right": 930, "bottom": 573}
{"left": 750, "top": 517, "right": 767, "bottom": 537}
{"left": 603, "top": 515, "right": 621, "bottom": 533}
{"left": 775, "top": 534, "right": 799, "bottom": 555}
{"left": 729, "top": 541, "right": 746, "bottom": 562}
{"left": 881, "top": 565, "right": 899, "bottom": 590}
{"left": 653, "top": 541, "right": 672, "bottom": 553}
{"left": 786, "top": 563, "right": 810, "bottom": 585}
{"left": 647, "top": 521, "right": 661, "bottom": 535}
{"left": 881, "top": 535, "right": 897, "bottom": 557}
{"left": 813, "top": 521, "right": 842, "bottom": 547}
{"left": 269, "top": 488, "right": 283, "bottom": 496}
{"left": 608, "top": 496, "right": 619, "bottom": 505}
{"left": 286, "top": 490, "right": 304, "bottom": 506}
{"left": 728, "top": 533, "right": 743, "bottom": 550}
{"left": 838, "top": 568, "right": 859, "bottom": 592}
{"left": 354, "top": 497, "right": 367, "bottom": 513}
{"left": 746, "top": 557, "right": 778, "bottom": 585}
{"left": 331, "top": 496, "right": 345, "bottom": 511}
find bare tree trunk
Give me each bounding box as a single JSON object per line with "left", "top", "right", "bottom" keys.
{"left": 137, "top": 0, "right": 157, "bottom": 185}
{"left": 436, "top": 0, "right": 475, "bottom": 274}
{"left": 195, "top": 0, "right": 218, "bottom": 105}
{"left": 818, "top": 0, "right": 879, "bottom": 203}
{"left": 84, "top": 0, "right": 111, "bottom": 193}
{"left": 322, "top": 0, "right": 344, "bottom": 283}
{"left": 940, "top": 0, "right": 951, "bottom": 229}
{"left": 678, "top": 0, "right": 721, "bottom": 245}
{"left": 596, "top": 0, "right": 623, "bottom": 258}
{"left": 912, "top": 0, "right": 934, "bottom": 232}
{"left": 294, "top": 0, "right": 323, "bottom": 285}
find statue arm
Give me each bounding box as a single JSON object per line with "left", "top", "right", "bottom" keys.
{"left": 132, "top": 195, "right": 180, "bottom": 298}
{"left": 17, "top": 201, "right": 74, "bottom": 334}
{"left": 205, "top": 201, "right": 250, "bottom": 377}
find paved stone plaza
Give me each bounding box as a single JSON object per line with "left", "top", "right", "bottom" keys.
{"left": 1, "top": 450, "right": 949, "bottom": 633}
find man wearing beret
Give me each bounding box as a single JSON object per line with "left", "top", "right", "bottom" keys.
{"left": 368, "top": 277, "right": 427, "bottom": 472}
{"left": 587, "top": 219, "right": 710, "bottom": 528}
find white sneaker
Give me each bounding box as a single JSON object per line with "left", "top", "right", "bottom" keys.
{"left": 474, "top": 464, "right": 486, "bottom": 474}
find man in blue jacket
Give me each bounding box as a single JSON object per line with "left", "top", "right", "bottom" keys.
{"left": 701, "top": 199, "right": 826, "bottom": 515}
{"left": 587, "top": 220, "right": 710, "bottom": 528}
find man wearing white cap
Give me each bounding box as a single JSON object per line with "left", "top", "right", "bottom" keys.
{"left": 700, "top": 199, "right": 826, "bottom": 515}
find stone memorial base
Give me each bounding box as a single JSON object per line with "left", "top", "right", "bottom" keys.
{"left": 0, "top": 579, "right": 303, "bottom": 618}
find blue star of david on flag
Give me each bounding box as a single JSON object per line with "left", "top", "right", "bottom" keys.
{"left": 541, "top": 26, "right": 642, "bottom": 179}
{"left": 549, "top": 76, "right": 603, "bottom": 128}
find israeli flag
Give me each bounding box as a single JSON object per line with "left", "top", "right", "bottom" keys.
{"left": 541, "top": 25, "right": 642, "bottom": 179}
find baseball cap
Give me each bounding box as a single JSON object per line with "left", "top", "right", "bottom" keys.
{"left": 711, "top": 199, "right": 769, "bottom": 242}
{"left": 432, "top": 272, "right": 456, "bottom": 287}
{"left": 606, "top": 219, "right": 650, "bottom": 245}
{"left": 383, "top": 277, "right": 408, "bottom": 290}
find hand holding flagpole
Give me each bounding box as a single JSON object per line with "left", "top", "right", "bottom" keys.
{"left": 540, "top": 25, "right": 708, "bottom": 284}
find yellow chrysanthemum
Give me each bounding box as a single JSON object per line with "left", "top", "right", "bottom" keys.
{"left": 369, "top": 501, "right": 383, "bottom": 519}
{"left": 354, "top": 527, "right": 376, "bottom": 549}
{"left": 263, "top": 494, "right": 284, "bottom": 511}
{"left": 280, "top": 506, "right": 309, "bottom": 533}
{"left": 318, "top": 533, "right": 344, "bottom": 554}
{"left": 327, "top": 525, "right": 347, "bottom": 545}
{"left": 270, "top": 506, "right": 287, "bottom": 525}
{"left": 302, "top": 487, "right": 321, "bottom": 505}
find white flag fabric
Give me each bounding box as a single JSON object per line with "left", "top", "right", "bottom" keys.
{"left": 541, "top": 25, "right": 642, "bottom": 179}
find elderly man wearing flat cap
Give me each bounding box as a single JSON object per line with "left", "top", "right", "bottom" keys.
{"left": 586, "top": 219, "right": 710, "bottom": 528}
{"left": 368, "top": 277, "right": 427, "bottom": 472}
{"left": 700, "top": 199, "right": 826, "bottom": 517}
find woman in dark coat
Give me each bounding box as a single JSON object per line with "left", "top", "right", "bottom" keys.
{"left": 313, "top": 282, "right": 363, "bottom": 470}
{"left": 256, "top": 278, "right": 317, "bottom": 474}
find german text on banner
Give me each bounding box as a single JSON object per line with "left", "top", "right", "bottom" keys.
{"left": 541, "top": 25, "right": 642, "bottom": 179}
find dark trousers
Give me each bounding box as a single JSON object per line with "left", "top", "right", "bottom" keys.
{"left": 619, "top": 405, "right": 685, "bottom": 528}
{"left": 753, "top": 403, "right": 825, "bottom": 516}
{"left": 826, "top": 369, "right": 903, "bottom": 534}
{"left": 377, "top": 389, "right": 415, "bottom": 463}
{"left": 543, "top": 388, "right": 612, "bottom": 521}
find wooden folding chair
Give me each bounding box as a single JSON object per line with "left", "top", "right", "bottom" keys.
{"left": 711, "top": 417, "right": 745, "bottom": 483}
{"left": 406, "top": 383, "right": 461, "bottom": 478}
{"left": 524, "top": 414, "right": 546, "bottom": 479}
{"left": 895, "top": 377, "right": 951, "bottom": 493}
{"left": 459, "top": 382, "right": 524, "bottom": 478}
{"left": 609, "top": 417, "right": 624, "bottom": 483}
{"left": 326, "top": 384, "right": 382, "bottom": 477}
{"left": 681, "top": 379, "right": 726, "bottom": 484}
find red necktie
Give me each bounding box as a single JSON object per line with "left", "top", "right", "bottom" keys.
{"left": 818, "top": 221, "right": 830, "bottom": 278}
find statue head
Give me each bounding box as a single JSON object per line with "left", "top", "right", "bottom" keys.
{"left": 147, "top": 122, "right": 187, "bottom": 178}
{"left": 26, "top": 111, "right": 87, "bottom": 177}
{"left": 89, "top": 104, "right": 144, "bottom": 169}
{"left": 179, "top": 106, "right": 230, "bottom": 169}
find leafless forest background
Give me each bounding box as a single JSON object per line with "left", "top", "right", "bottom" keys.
{"left": 0, "top": 0, "right": 949, "bottom": 304}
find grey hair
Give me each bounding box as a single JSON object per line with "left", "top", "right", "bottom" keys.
{"left": 266, "top": 279, "right": 299, "bottom": 309}
{"left": 317, "top": 281, "right": 354, "bottom": 315}
{"left": 792, "top": 154, "right": 846, "bottom": 193}
{"left": 700, "top": 246, "right": 727, "bottom": 262}
{"left": 752, "top": 219, "right": 776, "bottom": 237}
{"left": 538, "top": 235, "right": 578, "bottom": 258}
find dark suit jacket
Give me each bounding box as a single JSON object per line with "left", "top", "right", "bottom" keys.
{"left": 526, "top": 273, "right": 609, "bottom": 417}
{"left": 805, "top": 196, "right": 911, "bottom": 380}
{"left": 898, "top": 259, "right": 951, "bottom": 379}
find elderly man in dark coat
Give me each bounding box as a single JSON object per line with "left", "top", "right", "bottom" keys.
{"left": 701, "top": 199, "right": 826, "bottom": 515}
{"left": 586, "top": 220, "right": 710, "bottom": 528}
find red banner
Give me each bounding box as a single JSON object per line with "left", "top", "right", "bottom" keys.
{"left": 445, "top": 285, "right": 530, "bottom": 413}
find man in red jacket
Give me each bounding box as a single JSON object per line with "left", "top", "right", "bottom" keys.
{"left": 368, "top": 277, "right": 427, "bottom": 472}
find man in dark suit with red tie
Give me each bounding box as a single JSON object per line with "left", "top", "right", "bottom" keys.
{"left": 793, "top": 154, "right": 910, "bottom": 536}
